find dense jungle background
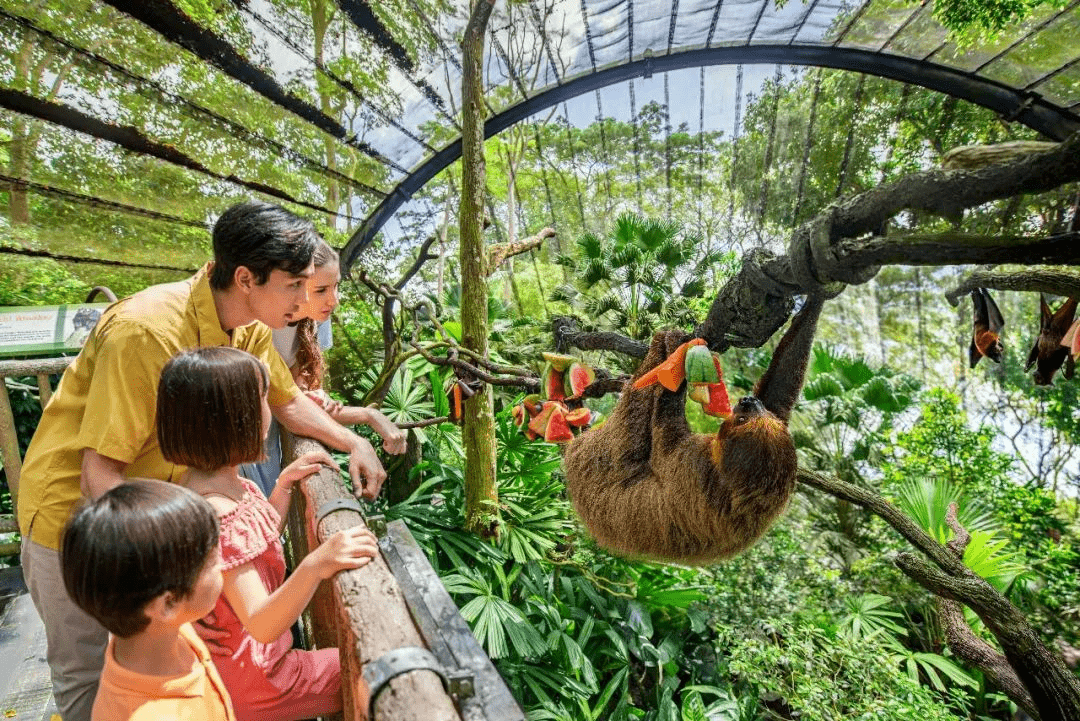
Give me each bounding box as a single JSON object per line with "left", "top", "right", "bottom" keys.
{"left": 4, "top": 0, "right": 1080, "bottom": 718}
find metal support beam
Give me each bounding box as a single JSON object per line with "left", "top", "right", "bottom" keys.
{"left": 341, "top": 44, "right": 1080, "bottom": 269}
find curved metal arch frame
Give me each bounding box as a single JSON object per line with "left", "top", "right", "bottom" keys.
{"left": 342, "top": 44, "right": 1080, "bottom": 269}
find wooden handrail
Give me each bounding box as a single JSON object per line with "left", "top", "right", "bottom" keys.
{"left": 282, "top": 432, "right": 461, "bottom": 721}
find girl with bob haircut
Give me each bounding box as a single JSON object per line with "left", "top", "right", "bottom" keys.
{"left": 61, "top": 480, "right": 234, "bottom": 721}
{"left": 157, "top": 347, "right": 379, "bottom": 721}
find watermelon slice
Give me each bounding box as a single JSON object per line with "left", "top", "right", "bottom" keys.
{"left": 701, "top": 382, "right": 732, "bottom": 417}
{"left": 544, "top": 408, "right": 575, "bottom": 443}
{"left": 541, "top": 352, "right": 577, "bottom": 372}
{"left": 565, "top": 362, "right": 596, "bottom": 396}
{"left": 543, "top": 364, "right": 566, "bottom": 401}
{"left": 528, "top": 401, "right": 559, "bottom": 438}
{"left": 684, "top": 344, "right": 719, "bottom": 384}
{"left": 565, "top": 407, "right": 592, "bottom": 427}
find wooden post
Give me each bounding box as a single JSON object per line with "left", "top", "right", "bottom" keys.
{"left": 284, "top": 432, "right": 460, "bottom": 721}
{"left": 36, "top": 375, "right": 52, "bottom": 410}
{"left": 0, "top": 380, "right": 22, "bottom": 513}
{"left": 0, "top": 357, "right": 73, "bottom": 516}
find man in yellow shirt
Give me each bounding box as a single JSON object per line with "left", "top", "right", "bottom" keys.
{"left": 18, "top": 200, "right": 386, "bottom": 721}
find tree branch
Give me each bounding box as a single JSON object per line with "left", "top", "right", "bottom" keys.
{"left": 945, "top": 268, "right": 1080, "bottom": 305}
{"left": 838, "top": 231, "right": 1080, "bottom": 269}
{"left": 486, "top": 226, "right": 554, "bottom": 275}
{"left": 552, "top": 316, "right": 649, "bottom": 358}
{"left": 934, "top": 505, "right": 1041, "bottom": 720}
{"left": 696, "top": 133, "right": 1080, "bottom": 352}
{"left": 798, "top": 469, "right": 1080, "bottom": 720}
{"left": 409, "top": 342, "right": 540, "bottom": 390}
{"left": 395, "top": 233, "right": 441, "bottom": 290}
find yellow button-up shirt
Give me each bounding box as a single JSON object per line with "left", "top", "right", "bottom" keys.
{"left": 18, "top": 264, "right": 300, "bottom": 550}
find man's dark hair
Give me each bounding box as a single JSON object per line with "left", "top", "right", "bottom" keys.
{"left": 61, "top": 480, "right": 220, "bottom": 638}
{"left": 209, "top": 200, "right": 319, "bottom": 290}
{"left": 157, "top": 347, "right": 268, "bottom": 472}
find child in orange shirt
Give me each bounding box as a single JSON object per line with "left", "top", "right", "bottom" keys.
{"left": 60, "top": 480, "right": 234, "bottom": 721}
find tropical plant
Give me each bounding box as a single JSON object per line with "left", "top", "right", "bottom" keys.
{"left": 551, "top": 214, "right": 730, "bottom": 343}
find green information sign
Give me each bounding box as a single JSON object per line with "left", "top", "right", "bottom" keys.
{"left": 0, "top": 303, "right": 109, "bottom": 358}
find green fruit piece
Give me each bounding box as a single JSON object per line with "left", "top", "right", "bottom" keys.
{"left": 541, "top": 352, "right": 577, "bottom": 372}
{"left": 684, "top": 344, "right": 720, "bottom": 384}
{"left": 565, "top": 407, "right": 592, "bottom": 427}
{"left": 543, "top": 364, "right": 566, "bottom": 401}
{"left": 566, "top": 362, "right": 596, "bottom": 396}
{"left": 544, "top": 408, "right": 575, "bottom": 443}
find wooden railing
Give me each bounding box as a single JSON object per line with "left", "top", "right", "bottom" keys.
{"left": 282, "top": 432, "right": 524, "bottom": 721}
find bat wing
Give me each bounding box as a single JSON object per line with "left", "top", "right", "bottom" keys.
{"left": 1052, "top": 297, "right": 1079, "bottom": 332}
{"left": 971, "top": 289, "right": 989, "bottom": 334}
{"left": 969, "top": 338, "right": 982, "bottom": 368}
{"left": 1025, "top": 340, "right": 1040, "bottom": 371}
{"left": 982, "top": 288, "right": 1005, "bottom": 334}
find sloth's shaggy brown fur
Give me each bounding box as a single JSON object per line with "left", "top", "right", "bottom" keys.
{"left": 563, "top": 297, "right": 824, "bottom": 564}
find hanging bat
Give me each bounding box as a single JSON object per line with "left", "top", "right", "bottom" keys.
{"left": 970, "top": 288, "right": 1005, "bottom": 368}
{"left": 1025, "top": 295, "right": 1077, "bottom": 385}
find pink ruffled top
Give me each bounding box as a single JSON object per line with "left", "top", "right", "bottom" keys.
{"left": 196, "top": 478, "right": 291, "bottom": 671}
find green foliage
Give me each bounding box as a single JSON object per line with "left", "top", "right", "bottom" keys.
{"left": 726, "top": 621, "right": 968, "bottom": 720}
{"left": 552, "top": 213, "right": 731, "bottom": 343}
{"left": 882, "top": 390, "right": 1014, "bottom": 494}
{"left": 929, "top": 0, "right": 1070, "bottom": 42}
{"left": 892, "top": 477, "right": 998, "bottom": 545}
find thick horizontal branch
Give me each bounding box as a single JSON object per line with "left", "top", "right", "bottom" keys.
{"left": 838, "top": 231, "right": 1080, "bottom": 270}
{"left": 551, "top": 316, "right": 649, "bottom": 358}
{"left": 696, "top": 133, "right": 1080, "bottom": 352}
{"left": 945, "top": 268, "right": 1080, "bottom": 305}
{"left": 832, "top": 133, "right": 1080, "bottom": 239}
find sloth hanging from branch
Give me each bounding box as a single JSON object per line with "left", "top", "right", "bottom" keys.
{"left": 562, "top": 294, "right": 825, "bottom": 564}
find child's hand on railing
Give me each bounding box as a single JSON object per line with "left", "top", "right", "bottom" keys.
{"left": 277, "top": 450, "right": 336, "bottom": 491}
{"left": 307, "top": 526, "right": 379, "bottom": 579}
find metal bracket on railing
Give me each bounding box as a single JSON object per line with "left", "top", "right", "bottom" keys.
{"left": 314, "top": 497, "right": 364, "bottom": 526}
{"left": 314, "top": 497, "right": 386, "bottom": 537}
{"left": 363, "top": 646, "right": 475, "bottom": 716}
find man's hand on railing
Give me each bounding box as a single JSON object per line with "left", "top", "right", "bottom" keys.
{"left": 349, "top": 437, "right": 386, "bottom": 500}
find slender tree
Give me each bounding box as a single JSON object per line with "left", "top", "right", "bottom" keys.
{"left": 459, "top": 0, "right": 498, "bottom": 535}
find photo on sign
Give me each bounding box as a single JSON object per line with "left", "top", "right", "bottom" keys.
{"left": 65, "top": 307, "right": 103, "bottom": 348}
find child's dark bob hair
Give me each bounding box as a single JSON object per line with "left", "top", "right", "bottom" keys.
{"left": 61, "top": 480, "right": 220, "bottom": 638}
{"left": 157, "top": 347, "right": 268, "bottom": 472}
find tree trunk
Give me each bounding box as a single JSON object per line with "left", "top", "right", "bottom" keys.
{"left": 460, "top": 0, "right": 498, "bottom": 536}
{"left": 8, "top": 34, "right": 35, "bottom": 224}
{"left": 311, "top": 0, "right": 340, "bottom": 219}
